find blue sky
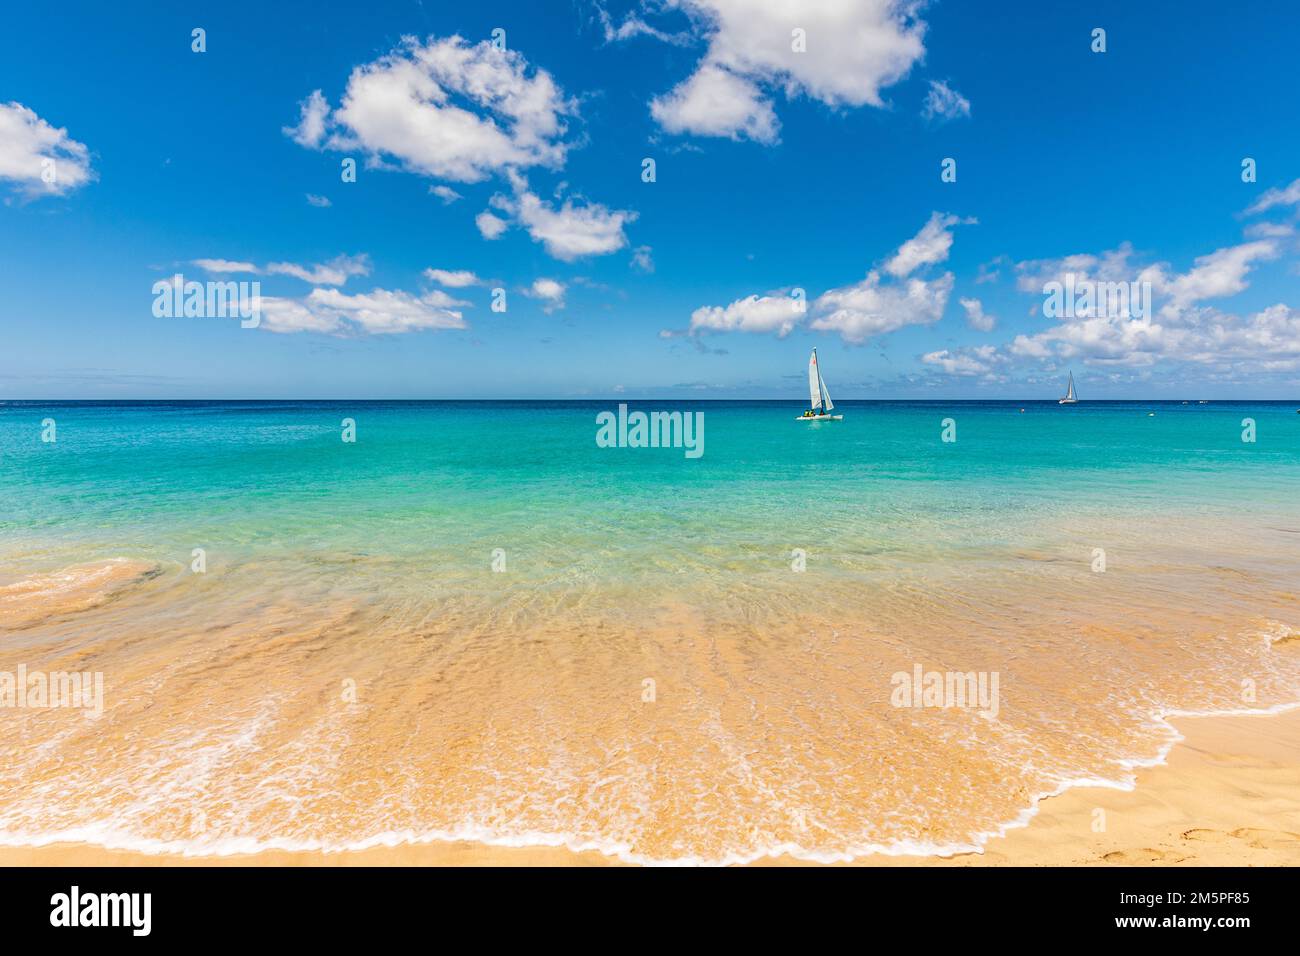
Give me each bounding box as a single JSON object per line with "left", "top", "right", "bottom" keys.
{"left": 2, "top": 0, "right": 1299, "bottom": 399}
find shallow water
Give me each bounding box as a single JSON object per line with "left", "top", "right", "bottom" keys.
{"left": 1, "top": 400, "right": 1298, "bottom": 863}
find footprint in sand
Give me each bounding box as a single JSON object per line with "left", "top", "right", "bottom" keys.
{"left": 1181, "top": 827, "right": 1300, "bottom": 850}
{"left": 1101, "top": 847, "right": 1181, "bottom": 864}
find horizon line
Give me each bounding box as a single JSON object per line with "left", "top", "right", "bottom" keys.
{"left": 4, "top": 397, "right": 1299, "bottom": 405}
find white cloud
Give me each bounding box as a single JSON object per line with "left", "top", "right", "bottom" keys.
{"left": 921, "top": 80, "right": 971, "bottom": 122}
{"left": 679, "top": 213, "right": 966, "bottom": 343}
{"left": 192, "top": 258, "right": 259, "bottom": 274}
{"left": 1005, "top": 238, "right": 1295, "bottom": 370}
{"left": 645, "top": 0, "right": 927, "bottom": 141}
{"left": 1158, "top": 240, "right": 1278, "bottom": 317}
{"left": 475, "top": 209, "right": 509, "bottom": 239}
{"left": 423, "top": 268, "right": 483, "bottom": 287}
{"left": 597, "top": 4, "right": 694, "bottom": 45}
{"left": 261, "top": 287, "right": 467, "bottom": 335}
{"left": 287, "top": 36, "right": 575, "bottom": 183}
{"left": 193, "top": 254, "right": 369, "bottom": 286}
{"left": 812, "top": 271, "right": 954, "bottom": 343}
{"left": 497, "top": 178, "right": 637, "bottom": 260}
{"left": 885, "top": 212, "right": 971, "bottom": 277}
{"left": 258, "top": 296, "right": 346, "bottom": 334}
{"left": 1014, "top": 244, "right": 1146, "bottom": 300}
{"left": 922, "top": 345, "right": 998, "bottom": 375}
{"left": 1244, "top": 221, "right": 1295, "bottom": 239}
{"left": 960, "top": 297, "right": 996, "bottom": 331}
{"left": 631, "top": 245, "right": 655, "bottom": 273}
{"left": 284, "top": 90, "right": 330, "bottom": 148}
{"left": 688, "top": 293, "right": 802, "bottom": 336}
{"left": 265, "top": 253, "right": 372, "bottom": 286}
{"left": 650, "top": 63, "right": 779, "bottom": 143}
{"left": 524, "top": 277, "right": 567, "bottom": 312}
{"left": 1245, "top": 178, "right": 1300, "bottom": 215}
{"left": 0, "top": 102, "right": 94, "bottom": 198}
{"left": 286, "top": 37, "right": 637, "bottom": 262}
{"left": 305, "top": 193, "right": 332, "bottom": 207}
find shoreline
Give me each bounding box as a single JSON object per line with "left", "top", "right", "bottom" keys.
{"left": 3, "top": 707, "right": 1298, "bottom": 867}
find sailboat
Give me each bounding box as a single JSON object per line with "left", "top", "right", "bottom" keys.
{"left": 796, "top": 348, "right": 843, "bottom": 421}
{"left": 1058, "top": 371, "right": 1078, "bottom": 405}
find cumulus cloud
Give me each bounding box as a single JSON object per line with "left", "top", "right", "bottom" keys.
{"left": 1157, "top": 240, "right": 1278, "bottom": 317}
{"left": 192, "top": 258, "right": 259, "bottom": 274}
{"left": 284, "top": 90, "right": 330, "bottom": 148}
{"left": 423, "top": 268, "right": 483, "bottom": 287}
{"left": 645, "top": 0, "right": 927, "bottom": 141}
{"left": 286, "top": 36, "right": 638, "bottom": 262}
{"left": 261, "top": 287, "right": 467, "bottom": 335}
{"left": 687, "top": 293, "right": 803, "bottom": 337}
{"left": 1245, "top": 178, "right": 1300, "bottom": 215}
{"left": 922, "top": 345, "right": 999, "bottom": 375}
{"left": 305, "top": 193, "right": 332, "bottom": 207}
{"left": 631, "top": 245, "right": 655, "bottom": 273}
{"left": 524, "top": 277, "right": 567, "bottom": 312}
{"left": 650, "top": 63, "right": 779, "bottom": 143}
{"left": 678, "top": 213, "right": 965, "bottom": 343}
{"left": 285, "top": 36, "right": 575, "bottom": 182}
{"left": 1244, "top": 221, "right": 1295, "bottom": 239}
{"left": 597, "top": 3, "right": 694, "bottom": 45}
{"left": 265, "top": 254, "right": 372, "bottom": 286}
{"left": 960, "top": 297, "right": 996, "bottom": 331}
{"left": 492, "top": 175, "right": 637, "bottom": 260}
{"left": 1005, "top": 237, "right": 1294, "bottom": 371}
{"left": 885, "top": 212, "right": 972, "bottom": 277}
{"left": 811, "top": 271, "right": 953, "bottom": 343}
{"left": 475, "top": 209, "right": 509, "bottom": 239}
{"left": 193, "top": 254, "right": 371, "bottom": 286}
{"left": 0, "top": 102, "right": 94, "bottom": 198}
{"left": 921, "top": 80, "right": 971, "bottom": 122}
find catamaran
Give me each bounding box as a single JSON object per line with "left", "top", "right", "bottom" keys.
{"left": 797, "top": 348, "right": 843, "bottom": 421}
{"left": 1058, "top": 371, "right": 1078, "bottom": 405}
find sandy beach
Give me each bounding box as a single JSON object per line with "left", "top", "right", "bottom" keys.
{"left": 4, "top": 706, "right": 1296, "bottom": 868}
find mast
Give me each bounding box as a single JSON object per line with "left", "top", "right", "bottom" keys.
{"left": 815, "top": 348, "right": 822, "bottom": 413}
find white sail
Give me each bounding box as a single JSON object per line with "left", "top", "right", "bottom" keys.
{"left": 808, "top": 350, "right": 822, "bottom": 410}
{"left": 821, "top": 375, "right": 834, "bottom": 411}
{"left": 1066, "top": 372, "right": 1076, "bottom": 400}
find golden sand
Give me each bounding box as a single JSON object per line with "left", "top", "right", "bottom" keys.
{"left": 2, "top": 706, "right": 1296, "bottom": 867}
{"left": 2, "top": 547, "right": 1298, "bottom": 865}
{"left": 0, "top": 559, "right": 158, "bottom": 630}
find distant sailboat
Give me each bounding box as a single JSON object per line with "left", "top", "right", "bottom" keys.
{"left": 1058, "top": 371, "right": 1078, "bottom": 405}
{"left": 797, "top": 348, "right": 843, "bottom": 421}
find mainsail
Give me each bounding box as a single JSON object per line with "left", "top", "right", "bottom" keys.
{"left": 808, "top": 350, "right": 822, "bottom": 411}
{"left": 807, "top": 349, "right": 834, "bottom": 413}
{"left": 1065, "top": 372, "right": 1076, "bottom": 401}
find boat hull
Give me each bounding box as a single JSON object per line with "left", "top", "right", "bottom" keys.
{"left": 795, "top": 414, "right": 843, "bottom": 421}
{"left": 1058, "top": 399, "right": 1078, "bottom": 405}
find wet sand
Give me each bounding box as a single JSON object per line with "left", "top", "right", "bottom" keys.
{"left": 4, "top": 707, "right": 1296, "bottom": 867}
